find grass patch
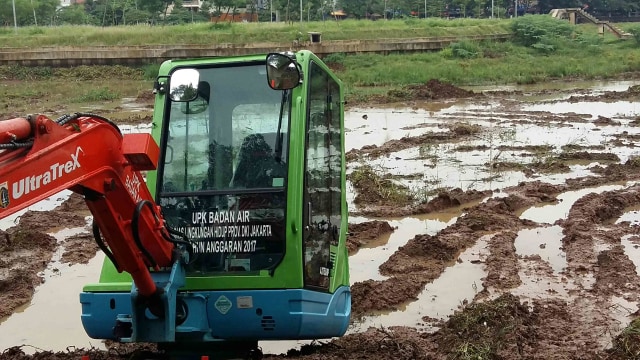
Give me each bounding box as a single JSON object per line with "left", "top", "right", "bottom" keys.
{"left": 1, "top": 19, "right": 639, "bottom": 114}
{"left": 433, "top": 293, "right": 534, "bottom": 360}
{"left": 449, "top": 122, "right": 482, "bottom": 136}
{"left": 0, "top": 66, "right": 53, "bottom": 80}
{"left": 608, "top": 318, "right": 640, "bottom": 359}
{"left": 70, "top": 87, "right": 121, "bottom": 103}
{"left": 0, "top": 19, "right": 511, "bottom": 47}
{"left": 348, "top": 164, "right": 414, "bottom": 207}
{"left": 5, "top": 88, "right": 46, "bottom": 99}
{"left": 0, "top": 78, "right": 152, "bottom": 121}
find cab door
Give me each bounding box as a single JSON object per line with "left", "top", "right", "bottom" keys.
{"left": 302, "top": 61, "right": 343, "bottom": 290}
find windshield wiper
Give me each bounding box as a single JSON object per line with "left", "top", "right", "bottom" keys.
{"left": 274, "top": 89, "right": 288, "bottom": 163}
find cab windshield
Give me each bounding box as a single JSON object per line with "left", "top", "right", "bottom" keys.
{"left": 162, "top": 64, "right": 288, "bottom": 192}
{"left": 158, "top": 62, "right": 290, "bottom": 274}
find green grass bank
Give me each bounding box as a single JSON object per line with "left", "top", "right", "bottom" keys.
{"left": 1, "top": 16, "right": 639, "bottom": 106}
{"left": 0, "top": 18, "right": 510, "bottom": 47}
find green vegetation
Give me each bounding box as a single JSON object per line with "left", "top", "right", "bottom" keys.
{"left": 0, "top": 18, "right": 510, "bottom": 47}
{"left": 609, "top": 318, "right": 640, "bottom": 359}
{"left": 3, "top": 0, "right": 638, "bottom": 28}
{"left": 511, "top": 14, "right": 574, "bottom": 48}
{"left": 71, "top": 87, "right": 121, "bottom": 103}
{"left": 326, "top": 16, "right": 640, "bottom": 101}
{"left": 628, "top": 25, "right": 640, "bottom": 45}
{"left": 447, "top": 40, "right": 482, "bottom": 59}
{"left": 435, "top": 293, "right": 533, "bottom": 360}
{"left": 0, "top": 79, "right": 149, "bottom": 123}
{"left": 1, "top": 16, "right": 639, "bottom": 113}
{"left": 348, "top": 164, "right": 415, "bottom": 206}
{"left": 0, "top": 65, "right": 145, "bottom": 80}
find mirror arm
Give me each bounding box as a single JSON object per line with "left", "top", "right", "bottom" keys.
{"left": 154, "top": 75, "right": 169, "bottom": 95}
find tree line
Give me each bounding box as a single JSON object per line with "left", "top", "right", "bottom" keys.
{"left": 0, "top": 0, "right": 637, "bottom": 27}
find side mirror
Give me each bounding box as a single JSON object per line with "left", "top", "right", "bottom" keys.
{"left": 170, "top": 68, "right": 200, "bottom": 102}
{"left": 266, "top": 53, "right": 301, "bottom": 90}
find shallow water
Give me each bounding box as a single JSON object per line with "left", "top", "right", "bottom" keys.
{"left": 2, "top": 80, "right": 640, "bottom": 354}
{"left": 351, "top": 236, "right": 488, "bottom": 332}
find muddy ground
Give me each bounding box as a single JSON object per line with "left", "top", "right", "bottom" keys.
{"left": 2, "top": 79, "right": 640, "bottom": 359}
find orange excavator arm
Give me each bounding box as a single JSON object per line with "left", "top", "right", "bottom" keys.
{"left": 0, "top": 113, "right": 175, "bottom": 298}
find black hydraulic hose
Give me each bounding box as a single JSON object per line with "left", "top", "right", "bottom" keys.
{"left": 54, "top": 114, "right": 72, "bottom": 124}
{"left": 0, "top": 141, "right": 33, "bottom": 149}
{"left": 131, "top": 200, "right": 159, "bottom": 268}
{"left": 92, "top": 221, "right": 120, "bottom": 270}
{"left": 164, "top": 225, "right": 191, "bottom": 247}
{"left": 163, "top": 224, "right": 194, "bottom": 263}
{"left": 58, "top": 112, "right": 122, "bottom": 137}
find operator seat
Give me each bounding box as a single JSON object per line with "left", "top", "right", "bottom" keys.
{"left": 231, "top": 133, "right": 285, "bottom": 189}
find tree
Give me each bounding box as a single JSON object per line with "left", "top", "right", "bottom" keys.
{"left": 247, "top": 0, "right": 257, "bottom": 21}
{"left": 0, "top": 0, "right": 57, "bottom": 26}
{"left": 56, "top": 4, "right": 93, "bottom": 24}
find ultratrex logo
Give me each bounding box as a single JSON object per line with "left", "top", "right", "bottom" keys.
{"left": 12, "top": 146, "right": 84, "bottom": 200}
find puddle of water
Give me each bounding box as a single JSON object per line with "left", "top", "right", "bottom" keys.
{"left": 616, "top": 206, "right": 640, "bottom": 226}
{"left": 610, "top": 295, "right": 638, "bottom": 330}
{"left": 0, "top": 228, "right": 105, "bottom": 353}
{"left": 466, "top": 80, "right": 637, "bottom": 95}
{"left": 349, "top": 215, "right": 453, "bottom": 283}
{"left": 524, "top": 101, "right": 640, "bottom": 118}
{"left": 621, "top": 235, "right": 640, "bottom": 276}
{"left": 368, "top": 146, "right": 598, "bottom": 194}
{"left": 350, "top": 108, "right": 636, "bottom": 195}
{"left": 0, "top": 190, "right": 72, "bottom": 231}
{"left": 360, "top": 230, "right": 393, "bottom": 251}
{"left": 512, "top": 236, "right": 595, "bottom": 300}
{"left": 345, "top": 108, "right": 447, "bottom": 151}
{"left": 350, "top": 236, "right": 488, "bottom": 331}
{"left": 4, "top": 80, "right": 640, "bottom": 353}
{"left": 520, "top": 184, "right": 628, "bottom": 224}
{"left": 511, "top": 260, "right": 576, "bottom": 300}
{"left": 348, "top": 198, "right": 486, "bottom": 284}
{"left": 514, "top": 226, "right": 566, "bottom": 273}
{"left": 260, "top": 340, "right": 313, "bottom": 356}
{"left": 120, "top": 97, "right": 152, "bottom": 112}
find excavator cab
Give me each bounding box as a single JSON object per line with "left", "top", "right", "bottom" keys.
{"left": 79, "top": 51, "right": 350, "bottom": 357}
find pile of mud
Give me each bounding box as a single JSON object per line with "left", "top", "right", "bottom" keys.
{"left": 365, "top": 79, "right": 479, "bottom": 104}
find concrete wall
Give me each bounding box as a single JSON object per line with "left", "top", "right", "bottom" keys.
{"left": 0, "top": 34, "right": 510, "bottom": 67}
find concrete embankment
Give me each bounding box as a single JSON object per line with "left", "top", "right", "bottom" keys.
{"left": 0, "top": 34, "right": 510, "bottom": 67}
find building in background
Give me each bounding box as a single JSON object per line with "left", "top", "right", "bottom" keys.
{"left": 59, "top": 0, "right": 84, "bottom": 7}
{"left": 183, "top": 0, "right": 203, "bottom": 12}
